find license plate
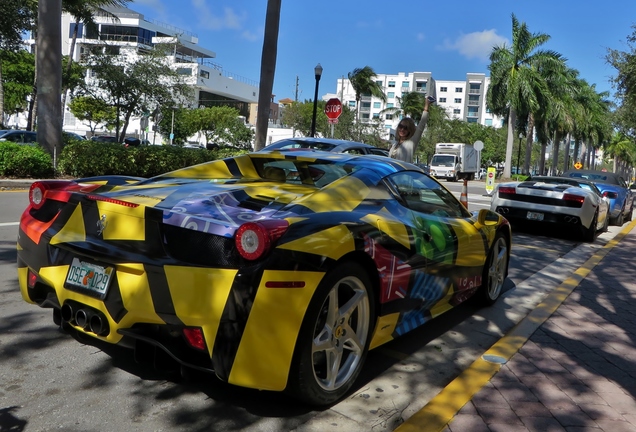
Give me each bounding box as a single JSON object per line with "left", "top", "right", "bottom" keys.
{"left": 527, "top": 211, "right": 544, "bottom": 221}
{"left": 64, "top": 258, "right": 114, "bottom": 299}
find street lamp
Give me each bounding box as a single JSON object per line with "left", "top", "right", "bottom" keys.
{"left": 310, "top": 63, "right": 323, "bottom": 137}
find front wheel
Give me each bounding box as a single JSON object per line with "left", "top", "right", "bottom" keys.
{"left": 287, "top": 262, "right": 374, "bottom": 406}
{"left": 478, "top": 232, "right": 508, "bottom": 306}
{"left": 582, "top": 210, "right": 598, "bottom": 242}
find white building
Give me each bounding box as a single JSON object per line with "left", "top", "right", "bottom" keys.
{"left": 332, "top": 71, "right": 504, "bottom": 139}
{"left": 55, "top": 6, "right": 259, "bottom": 142}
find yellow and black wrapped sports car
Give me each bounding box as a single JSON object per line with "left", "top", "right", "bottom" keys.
{"left": 17, "top": 150, "right": 511, "bottom": 406}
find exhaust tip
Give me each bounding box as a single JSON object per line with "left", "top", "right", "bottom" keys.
{"left": 89, "top": 314, "right": 109, "bottom": 336}
{"left": 75, "top": 309, "right": 91, "bottom": 330}
{"left": 60, "top": 303, "right": 74, "bottom": 324}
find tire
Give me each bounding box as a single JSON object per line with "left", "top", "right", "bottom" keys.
{"left": 287, "top": 262, "right": 374, "bottom": 406}
{"left": 613, "top": 209, "right": 624, "bottom": 227}
{"left": 602, "top": 211, "right": 610, "bottom": 233}
{"left": 478, "top": 232, "right": 508, "bottom": 306}
{"left": 582, "top": 210, "right": 598, "bottom": 242}
{"left": 626, "top": 207, "right": 633, "bottom": 222}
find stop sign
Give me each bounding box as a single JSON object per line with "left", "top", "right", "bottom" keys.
{"left": 324, "top": 98, "right": 342, "bottom": 120}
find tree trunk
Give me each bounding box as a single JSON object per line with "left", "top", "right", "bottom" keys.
{"left": 523, "top": 114, "right": 535, "bottom": 175}
{"left": 0, "top": 60, "right": 4, "bottom": 127}
{"left": 61, "top": 20, "right": 80, "bottom": 120}
{"left": 551, "top": 131, "right": 561, "bottom": 175}
{"left": 253, "top": 0, "right": 281, "bottom": 151}
{"left": 503, "top": 107, "right": 516, "bottom": 179}
{"left": 563, "top": 133, "right": 571, "bottom": 172}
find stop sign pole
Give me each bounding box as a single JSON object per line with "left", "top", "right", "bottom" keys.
{"left": 325, "top": 98, "right": 342, "bottom": 138}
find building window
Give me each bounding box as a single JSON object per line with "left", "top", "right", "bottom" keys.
{"left": 385, "top": 114, "right": 393, "bottom": 120}
{"left": 416, "top": 82, "right": 426, "bottom": 92}
{"left": 349, "top": 101, "right": 356, "bottom": 107}
{"left": 467, "top": 106, "right": 479, "bottom": 115}
{"left": 467, "top": 118, "right": 478, "bottom": 123}
{"left": 387, "top": 103, "right": 394, "bottom": 108}
{"left": 388, "top": 81, "right": 395, "bottom": 88}
{"left": 200, "top": 70, "right": 210, "bottom": 79}
{"left": 362, "top": 113, "right": 370, "bottom": 119}
{"left": 455, "top": 87, "right": 463, "bottom": 93}
{"left": 454, "top": 98, "right": 462, "bottom": 103}
{"left": 177, "top": 68, "right": 193, "bottom": 75}
{"left": 439, "top": 97, "right": 447, "bottom": 103}
{"left": 440, "top": 87, "right": 447, "bottom": 92}
{"left": 453, "top": 109, "right": 461, "bottom": 114}
{"left": 469, "top": 83, "right": 481, "bottom": 93}
{"left": 361, "top": 102, "right": 371, "bottom": 108}
{"left": 376, "top": 80, "right": 382, "bottom": 86}
{"left": 373, "top": 113, "right": 380, "bottom": 119}
{"left": 373, "top": 102, "right": 381, "bottom": 108}
{"left": 388, "top": 92, "right": 395, "bottom": 98}
{"left": 485, "top": 118, "right": 493, "bottom": 126}
{"left": 402, "top": 81, "right": 409, "bottom": 87}
{"left": 69, "top": 23, "right": 83, "bottom": 38}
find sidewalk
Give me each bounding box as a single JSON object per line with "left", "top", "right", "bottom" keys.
{"left": 398, "top": 221, "right": 636, "bottom": 432}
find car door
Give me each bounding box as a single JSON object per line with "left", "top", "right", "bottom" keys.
{"left": 384, "top": 171, "right": 487, "bottom": 332}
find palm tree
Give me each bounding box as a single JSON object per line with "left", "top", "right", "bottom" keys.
{"left": 254, "top": 0, "right": 281, "bottom": 151}
{"left": 347, "top": 66, "right": 386, "bottom": 123}
{"left": 487, "top": 14, "right": 565, "bottom": 178}
{"left": 380, "top": 91, "right": 425, "bottom": 121}
{"left": 60, "top": 0, "right": 129, "bottom": 115}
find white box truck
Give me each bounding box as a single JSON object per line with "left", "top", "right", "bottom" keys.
{"left": 429, "top": 143, "right": 479, "bottom": 181}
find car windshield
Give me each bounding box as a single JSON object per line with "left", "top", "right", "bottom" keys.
{"left": 269, "top": 140, "right": 336, "bottom": 151}
{"left": 430, "top": 155, "right": 456, "bottom": 167}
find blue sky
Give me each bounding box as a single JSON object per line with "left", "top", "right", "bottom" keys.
{"left": 130, "top": 0, "right": 636, "bottom": 102}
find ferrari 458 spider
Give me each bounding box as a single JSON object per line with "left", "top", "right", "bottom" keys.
{"left": 18, "top": 151, "right": 511, "bottom": 405}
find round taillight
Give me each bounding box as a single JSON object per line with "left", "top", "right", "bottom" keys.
{"left": 236, "top": 222, "right": 268, "bottom": 260}
{"left": 235, "top": 220, "right": 289, "bottom": 261}
{"left": 29, "top": 182, "right": 49, "bottom": 209}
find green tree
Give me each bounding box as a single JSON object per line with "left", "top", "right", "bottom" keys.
{"left": 0, "top": 0, "right": 36, "bottom": 126}
{"left": 68, "top": 95, "right": 117, "bottom": 133}
{"left": 347, "top": 66, "right": 386, "bottom": 123}
{"left": 606, "top": 24, "right": 636, "bottom": 140}
{"left": 186, "top": 106, "right": 253, "bottom": 149}
{"left": 80, "top": 47, "right": 193, "bottom": 142}
{"left": 254, "top": 0, "right": 281, "bottom": 151}
{"left": 487, "top": 14, "right": 564, "bottom": 178}
{"left": 381, "top": 91, "right": 426, "bottom": 121}
{"left": 1, "top": 50, "right": 35, "bottom": 124}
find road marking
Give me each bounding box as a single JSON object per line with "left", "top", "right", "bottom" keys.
{"left": 0, "top": 222, "right": 19, "bottom": 227}
{"left": 395, "top": 218, "right": 636, "bottom": 432}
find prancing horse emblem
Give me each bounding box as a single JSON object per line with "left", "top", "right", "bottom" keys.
{"left": 96, "top": 214, "right": 108, "bottom": 236}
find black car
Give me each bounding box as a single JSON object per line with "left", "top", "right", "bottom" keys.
{"left": 260, "top": 137, "right": 390, "bottom": 156}
{"left": 0, "top": 130, "right": 38, "bottom": 144}
{"left": 90, "top": 135, "right": 118, "bottom": 143}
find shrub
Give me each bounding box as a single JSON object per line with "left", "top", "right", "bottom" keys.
{"left": 0, "top": 143, "right": 55, "bottom": 178}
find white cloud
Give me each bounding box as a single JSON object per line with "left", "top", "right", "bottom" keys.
{"left": 439, "top": 29, "right": 509, "bottom": 62}
{"left": 191, "top": 1, "right": 247, "bottom": 33}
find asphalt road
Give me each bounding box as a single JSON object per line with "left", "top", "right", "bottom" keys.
{"left": 0, "top": 187, "right": 624, "bottom": 431}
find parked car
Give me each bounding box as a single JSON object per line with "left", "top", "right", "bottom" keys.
{"left": 0, "top": 129, "right": 38, "bottom": 144}
{"left": 122, "top": 137, "right": 150, "bottom": 147}
{"left": 260, "top": 137, "right": 390, "bottom": 156}
{"left": 63, "top": 132, "right": 86, "bottom": 141}
{"left": 491, "top": 176, "right": 610, "bottom": 242}
{"left": 18, "top": 151, "right": 510, "bottom": 406}
{"left": 90, "top": 135, "right": 118, "bottom": 143}
{"left": 561, "top": 169, "right": 633, "bottom": 226}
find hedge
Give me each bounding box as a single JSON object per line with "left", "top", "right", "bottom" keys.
{"left": 0, "top": 141, "right": 248, "bottom": 179}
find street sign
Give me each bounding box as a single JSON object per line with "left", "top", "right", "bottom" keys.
{"left": 324, "top": 98, "right": 342, "bottom": 122}
{"left": 473, "top": 140, "right": 484, "bottom": 151}
{"left": 485, "top": 167, "right": 496, "bottom": 195}
{"left": 574, "top": 162, "right": 582, "bottom": 169}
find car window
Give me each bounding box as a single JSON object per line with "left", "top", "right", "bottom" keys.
{"left": 255, "top": 158, "right": 358, "bottom": 188}
{"left": 387, "top": 171, "right": 469, "bottom": 218}
{"left": 369, "top": 148, "right": 389, "bottom": 156}
{"left": 24, "top": 132, "right": 37, "bottom": 143}
{"left": 342, "top": 148, "right": 365, "bottom": 155}
{"left": 3, "top": 132, "right": 22, "bottom": 143}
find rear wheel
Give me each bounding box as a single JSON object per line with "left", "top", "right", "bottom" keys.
{"left": 582, "top": 210, "right": 598, "bottom": 242}
{"left": 287, "top": 262, "right": 374, "bottom": 406}
{"left": 478, "top": 232, "right": 508, "bottom": 306}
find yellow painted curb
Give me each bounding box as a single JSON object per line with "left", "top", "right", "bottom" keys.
{"left": 395, "top": 220, "right": 636, "bottom": 432}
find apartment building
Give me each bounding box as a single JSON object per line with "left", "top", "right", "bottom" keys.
{"left": 333, "top": 71, "right": 503, "bottom": 139}
{"left": 51, "top": 6, "right": 259, "bottom": 141}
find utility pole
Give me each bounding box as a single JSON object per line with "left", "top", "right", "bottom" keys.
{"left": 292, "top": 76, "right": 298, "bottom": 137}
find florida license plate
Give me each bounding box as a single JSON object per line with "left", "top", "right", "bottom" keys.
{"left": 64, "top": 257, "right": 114, "bottom": 299}
{"left": 527, "top": 211, "right": 544, "bottom": 221}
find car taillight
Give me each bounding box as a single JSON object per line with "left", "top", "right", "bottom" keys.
{"left": 182, "top": 327, "right": 206, "bottom": 351}
{"left": 498, "top": 186, "right": 516, "bottom": 195}
{"left": 235, "top": 220, "right": 289, "bottom": 260}
{"left": 29, "top": 180, "right": 76, "bottom": 209}
{"left": 563, "top": 193, "right": 585, "bottom": 207}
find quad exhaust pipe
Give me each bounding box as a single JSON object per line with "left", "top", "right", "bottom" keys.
{"left": 58, "top": 302, "right": 110, "bottom": 336}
